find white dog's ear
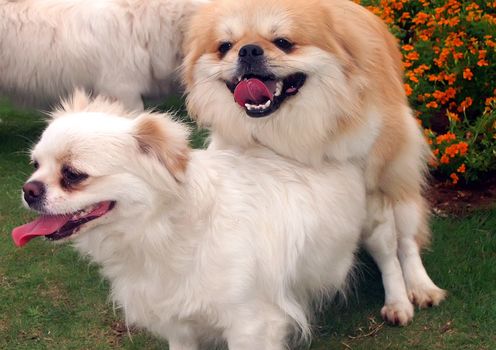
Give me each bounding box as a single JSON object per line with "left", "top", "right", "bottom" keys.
{"left": 133, "top": 113, "right": 190, "bottom": 181}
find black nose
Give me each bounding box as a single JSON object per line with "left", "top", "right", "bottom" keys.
{"left": 239, "top": 44, "right": 264, "bottom": 59}
{"left": 23, "top": 181, "right": 45, "bottom": 206}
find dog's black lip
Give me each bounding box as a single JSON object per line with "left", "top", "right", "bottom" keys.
{"left": 45, "top": 201, "right": 116, "bottom": 241}
{"left": 225, "top": 72, "right": 307, "bottom": 118}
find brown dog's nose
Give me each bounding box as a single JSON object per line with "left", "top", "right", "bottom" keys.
{"left": 239, "top": 44, "right": 264, "bottom": 58}
{"left": 23, "top": 180, "right": 45, "bottom": 206}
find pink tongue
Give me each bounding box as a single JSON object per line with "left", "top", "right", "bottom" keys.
{"left": 234, "top": 78, "right": 273, "bottom": 107}
{"left": 12, "top": 215, "right": 71, "bottom": 247}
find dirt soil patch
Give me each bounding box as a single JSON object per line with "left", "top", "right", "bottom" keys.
{"left": 425, "top": 176, "right": 496, "bottom": 216}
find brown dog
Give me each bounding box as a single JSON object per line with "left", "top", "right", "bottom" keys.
{"left": 182, "top": 0, "right": 446, "bottom": 325}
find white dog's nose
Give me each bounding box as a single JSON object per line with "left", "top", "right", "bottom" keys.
{"left": 23, "top": 181, "right": 45, "bottom": 206}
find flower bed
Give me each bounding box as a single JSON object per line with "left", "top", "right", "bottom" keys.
{"left": 358, "top": 0, "right": 495, "bottom": 184}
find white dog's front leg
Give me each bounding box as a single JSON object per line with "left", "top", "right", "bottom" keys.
{"left": 168, "top": 339, "right": 198, "bottom": 350}
{"left": 364, "top": 195, "right": 414, "bottom": 326}
{"left": 224, "top": 304, "right": 289, "bottom": 350}
{"left": 166, "top": 322, "right": 199, "bottom": 350}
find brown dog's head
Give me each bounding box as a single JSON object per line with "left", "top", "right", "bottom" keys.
{"left": 182, "top": 0, "right": 405, "bottom": 163}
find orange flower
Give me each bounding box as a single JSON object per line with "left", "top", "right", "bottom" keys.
{"left": 413, "top": 12, "right": 430, "bottom": 25}
{"left": 447, "top": 111, "right": 460, "bottom": 122}
{"left": 457, "top": 164, "right": 466, "bottom": 173}
{"left": 450, "top": 173, "right": 459, "bottom": 184}
{"left": 440, "top": 154, "right": 450, "bottom": 164}
{"left": 436, "top": 132, "right": 456, "bottom": 144}
{"left": 466, "top": 3, "right": 480, "bottom": 11}
{"left": 413, "top": 64, "right": 430, "bottom": 75}
{"left": 404, "top": 83, "right": 413, "bottom": 96}
{"left": 432, "top": 88, "right": 456, "bottom": 104}
{"left": 407, "top": 72, "right": 419, "bottom": 83}
{"left": 448, "top": 17, "right": 460, "bottom": 27}
{"left": 477, "top": 50, "right": 489, "bottom": 66}
{"left": 419, "top": 31, "right": 432, "bottom": 41}
{"left": 445, "top": 144, "right": 460, "bottom": 157}
{"left": 458, "top": 142, "right": 468, "bottom": 156}
{"left": 429, "top": 74, "right": 440, "bottom": 82}
{"left": 463, "top": 68, "right": 473, "bottom": 80}
{"left": 432, "top": 90, "right": 446, "bottom": 102}
{"left": 445, "top": 73, "right": 457, "bottom": 85}
{"left": 445, "top": 87, "right": 457, "bottom": 99}
{"left": 434, "top": 48, "right": 451, "bottom": 67}
{"left": 400, "top": 12, "right": 411, "bottom": 22}
{"left": 426, "top": 101, "right": 438, "bottom": 108}
{"left": 452, "top": 51, "right": 464, "bottom": 60}
{"left": 449, "top": 36, "right": 464, "bottom": 47}
{"left": 402, "top": 44, "right": 415, "bottom": 51}
{"left": 406, "top": 52, "right": 420, "bottom": 61}
{"left": 478, "top": 59, "right": 489, "bottom": 67}
{"left": 458, "top": 97, "right": 473, "bottom": 111}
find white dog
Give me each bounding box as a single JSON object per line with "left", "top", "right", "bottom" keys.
{"left": 0, "top": 0, "right": 205, "bottom": 110}
{"left": 13, "top": 92, "right": 366, "bottom": 349}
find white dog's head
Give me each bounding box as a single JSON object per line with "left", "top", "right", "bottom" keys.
{"left": 12, "top": 91, "right": 190, "bottom": 247}
{"left": 182, "top": 0, "right": 405, "bottom": 163}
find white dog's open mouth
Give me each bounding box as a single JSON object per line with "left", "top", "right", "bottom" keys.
{"left": 12, "top": 201, "right": 115, "bottom": 247}
{"left": 226, "top": 73, "right": 306, "bottom": 117}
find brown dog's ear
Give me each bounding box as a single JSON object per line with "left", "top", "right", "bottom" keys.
{"left": 133, "top": 113, "right": 190, "bottom": 181}
{"left": 180, "top": 1, "right": 217, "bottom": 90}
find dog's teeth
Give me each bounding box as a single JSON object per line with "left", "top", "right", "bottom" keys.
{"left": 274, "top": 81, "right": 283, "bottom": 96}
{"left": 73, "top": 204, "right": 96, "bottom": 219}
{"left": 245, "top": 100, "right": 271, "bottom": 111}
{"left": 245, "top": 103, "right": 255, "bottom": 110}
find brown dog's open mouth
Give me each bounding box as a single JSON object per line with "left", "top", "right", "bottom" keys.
{"left": 226, "top": 72, "right": 306, "bottom": 117}
{"left": 12, "top": 201, "right": 115, "bottom": 247}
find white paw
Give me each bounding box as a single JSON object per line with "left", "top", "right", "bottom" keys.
{"left": 380, "top": 301, "right": 414, "bottom": 326}
{"left": 408, "top": 285, "right": 447, "bottom": 308}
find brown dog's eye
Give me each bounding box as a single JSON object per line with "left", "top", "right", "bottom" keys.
{"left": 218, "top": 42, "right": 232, "bottom": 57}
{"left": 61, "top": 165, "right": 88, "bottom": 188}
{"left": 273, "top": 38, "right": 294, "bottom": 52}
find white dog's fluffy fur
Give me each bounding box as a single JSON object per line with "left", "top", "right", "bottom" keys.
{"left": 183, "top": 0, "right": 446, "bottom": 325}
{"left": 0, "top": 0, "right": 205, "bottom": 110}
{"left": 15, "top": 92, "right": 366, "bottom": 349}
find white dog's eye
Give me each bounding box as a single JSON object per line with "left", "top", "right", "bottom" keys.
{"left": 273, "top": 38, "right": 294, "bottom": 52}
{"left": 218, "top": 42, "right": 232, "bottom": 57}
{"left": 61, "top": 165, "right": 88, "bottom": 188}
{"left": 32, "top": 160, "right": 39, "bottom": 170}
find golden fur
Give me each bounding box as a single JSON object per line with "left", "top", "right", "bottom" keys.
{"left": 182, "top": 0, "right": 446, "bottom": 324}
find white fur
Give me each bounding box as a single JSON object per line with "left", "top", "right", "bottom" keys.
{"left": 363, "top": 193, "right": 413, "bottom": 325}
{"left": 0, "top": 0, "right": 205, "bottom": 110}
{"left": 26, "top": 105, "right": 366, "bottom": 349}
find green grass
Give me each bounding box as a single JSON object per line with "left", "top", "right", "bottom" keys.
{"left": 1, "top": 99, "right": 495, "bottom": 349}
